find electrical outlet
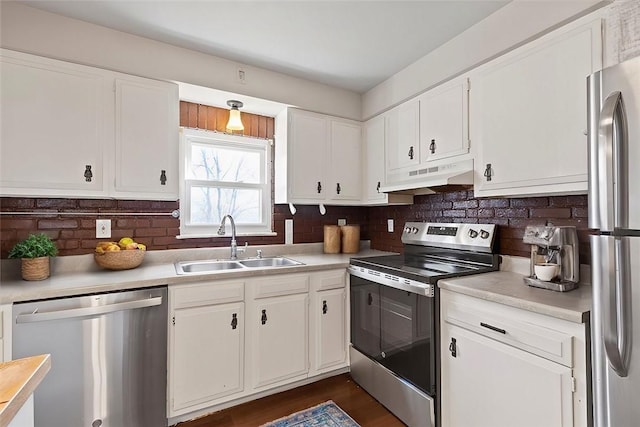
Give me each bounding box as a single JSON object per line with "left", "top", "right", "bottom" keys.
{"left": 337, "top": 218, "right": 347, "bottom": 226}
{"left": 387, "top": 219, "right": 394, "bottom": 233}
{"left": 96, "top": 219, "right": 111, "bottom": 238}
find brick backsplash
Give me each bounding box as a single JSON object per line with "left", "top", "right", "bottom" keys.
{"left": 369, "top": 190, "right": 592, "bottom": 264}
{"left": 0, "top": 198, "right": 369, "bottom": 258}
{"left": 1, "top": 192, "right": 590, "bottom": 262}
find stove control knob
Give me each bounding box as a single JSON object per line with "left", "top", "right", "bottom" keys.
{"left": 480, "top": 229, "right": 490, "bottom": 239}
{"left": 404, "top": 227, "right": 411, "bottom": 233}
{"left": 412, "top": 227, "right": 419, "bottom": 234}
{"left": 468, "top": 229, "right": 479, "bottom": 238}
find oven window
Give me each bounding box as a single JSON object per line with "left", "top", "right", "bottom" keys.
{"left": 350, "top": 275, "right": 435, "bottom": 395}
{"left": 380, "top": 286, "right": 433, "bottom": 393}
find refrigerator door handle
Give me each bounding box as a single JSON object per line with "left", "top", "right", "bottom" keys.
{"left": 598, "top": 91, "right": 628, "bottom": 230}
{"left": 602, "top": 236, "right": 632, "bottom": 377}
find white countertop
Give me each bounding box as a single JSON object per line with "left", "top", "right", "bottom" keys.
{"left": 0, "top": 243, "right": 392, "bottom": 304}
{"left": 438, "top": 270, "right": 592, "bottom": 324}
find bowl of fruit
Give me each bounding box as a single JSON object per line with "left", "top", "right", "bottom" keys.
{"left": 94, "top": 237, "right": 147, "bottom": 270}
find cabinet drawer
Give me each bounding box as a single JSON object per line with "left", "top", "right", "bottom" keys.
{"left": 310, "top": 269, "right": 345, "bottom": 291}
{"left": 445, "top": 299, "right": 573, "bottom": 367}
{"left": 252, "top": 274, "right": 309, "bottom": 299}
{"left": 171, "top": 281, "right": 245, "bottom": 309}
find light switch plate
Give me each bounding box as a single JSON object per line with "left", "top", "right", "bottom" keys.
{"left": 387, "top": 219, "right": 394, "bottom": 233}
{"left": 285, "top": 219, "right": 294, "bottom": 245}
{"left": 96, "top": 219, "right": 111, "bottom": 238}
{"left": 337, "top": 218, "right": 347, "bottom": 226}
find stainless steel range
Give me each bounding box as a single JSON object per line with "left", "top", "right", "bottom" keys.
{"left": 348, "top": 222, "right": 499, "bottom": 427}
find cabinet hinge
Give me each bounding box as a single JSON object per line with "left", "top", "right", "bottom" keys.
{"left": 465, "top": 77, "right": 470, "bottom": 92}
{"left": 172, "top": 316, "right": 175, "bottom": 326}
{"left": 571, "top": 376, "right": 576, "bottom": 393}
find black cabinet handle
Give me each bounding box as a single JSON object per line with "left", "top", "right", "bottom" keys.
{"left": 484, "top": 163, "right": 493, "bottom": 182}
{"left": 84, "top": 165, "right": 93, "bottom": 182}
{"left": 408, "top": 146, "right": 414, "bottom": 160}
{"left": 429, "top": 139, "right": 436, "bottom": 154}
{"left": 231, "top": 313, "right": 238, "bottom": 329}
{"left": 322, "top": 300, "right": 328, "bottom": 314}
{"left": 367, "top": 293, "right": 373, "bottom": 305}
{"left": 480, "top": 322, "right": 506, "bottom": 334}
{"left": 376, "top": 181, "right": 381, "bottom": 193}
{"left": 261, "top": 309, "right": 267, "bottom": 325}
{"left": 160, "top": 169, "right": 167, "bottom": 185}
{"left": 336, "top": 183, "right": 341, "bottom": 194}
{"left": 317, "top": 181, "right": 322, "bottom": 193}
{"left": 449, "top": 337, "right": 457, "bottom": 357}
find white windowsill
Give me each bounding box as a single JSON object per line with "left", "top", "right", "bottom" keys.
{"left": 176, "top": 231, "right": 278, "bottom": 239}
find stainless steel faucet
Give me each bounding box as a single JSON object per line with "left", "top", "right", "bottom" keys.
{"left": 217, "top": 214, "right": 240, "bottom": 260}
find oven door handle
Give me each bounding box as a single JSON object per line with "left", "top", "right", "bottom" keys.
{"left": 348, "top": 265, "right": 434, "bottom": 297}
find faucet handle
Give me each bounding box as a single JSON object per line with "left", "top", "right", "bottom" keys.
{"left": 256, "top": 249, "right": 263, "bottom": 259}
{"left": 237, "top": 242, "right": 248, "bottom": 254}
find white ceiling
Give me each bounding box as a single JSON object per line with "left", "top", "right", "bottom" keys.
{"left": 17, "top": 0, "right": 509, "bottom": 94}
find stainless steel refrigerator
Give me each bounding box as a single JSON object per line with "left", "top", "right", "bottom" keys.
{"left": 588, "top": 54, "right": 640, "bottom": 427}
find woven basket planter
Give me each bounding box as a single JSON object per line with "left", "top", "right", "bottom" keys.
{"left": 21, "top": 257, "right": 51, "bottom": 281}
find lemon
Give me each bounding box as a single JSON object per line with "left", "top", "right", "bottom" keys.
{"left": 118, "top": 237, "right": 134, "bottom": 248}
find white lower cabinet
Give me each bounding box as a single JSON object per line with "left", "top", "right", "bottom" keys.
{"left": 440, "top": 289, "right": 588, "bottom": 427}
{"left": 309, "top": 270, "right": 348, "bottom": 375}
{"left": 168, "top": 269, "right": 348, "bottom": 420}
{"left": 168, "top": 280, "right": 245, "bottom": 415}
{"left": 249, "top": 291, "right": 309, "bottom": 389}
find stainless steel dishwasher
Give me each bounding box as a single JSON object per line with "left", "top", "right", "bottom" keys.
{"left": 12, "top": 286, "right": 168, "bottom": 427}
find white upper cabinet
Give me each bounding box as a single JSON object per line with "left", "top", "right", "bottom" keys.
{"left": 275, "top": 108, "right": 362, "bottom": 205}
{"left": 330, "top": 120, "right": 362, "bottom": 201}
{"left": 471, "top": 18, "right": 602, "bottom": 197}
{"left": 0, "top": 49, "right": 179, "bottom": 200}
{"left": 418, "top": 77, "right": 469, "bottom": 163}
{"left": 385, "top": 99, "right": 420, "bottom": 173}
{"left": 0, "top": 49, "right": 110, "bottom": 197}
{"left": 113, "top": 75, "right": 179, "bottom": 199}
{"left": 383, "top": 77, "right": 472, "bottom": 192}
{"left": 362, "top": 116, "right": 413, "bottom": 205}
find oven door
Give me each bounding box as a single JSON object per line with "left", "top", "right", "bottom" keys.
{"left": 350, "top": 273, "right": 436, "bottom": 396}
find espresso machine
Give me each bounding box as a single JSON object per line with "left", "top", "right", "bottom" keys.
{"left": 522, "top": 224, "right": 580, "bottom": 292}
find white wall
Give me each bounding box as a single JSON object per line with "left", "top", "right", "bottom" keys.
{"left": 362, "top": 0, "right": 609, "bottom": 119}
{"left": 0, "top": 2, "right": 362, "bottom": 120}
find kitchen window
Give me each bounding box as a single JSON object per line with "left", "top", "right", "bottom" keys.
{"left": 179, "top": 128, "right": 273, "bottom": 237}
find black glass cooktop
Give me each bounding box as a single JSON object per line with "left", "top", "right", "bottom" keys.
{"left": 351, "top": 252, "right": 499, "bottom": 284}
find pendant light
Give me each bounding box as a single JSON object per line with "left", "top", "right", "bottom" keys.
{"left": 226, "top": 100, "right": 244, "bottom": 132}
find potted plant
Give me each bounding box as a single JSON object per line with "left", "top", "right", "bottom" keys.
{"left": 8, "top": 233, "right": 58, "bottom": 281}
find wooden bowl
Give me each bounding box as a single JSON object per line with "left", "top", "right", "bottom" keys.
{"left": 94, "top": 250, "right": 145, "bottom": 270}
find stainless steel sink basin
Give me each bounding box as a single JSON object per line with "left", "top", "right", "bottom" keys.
{"left": 175, "top": 257, "right": 303, "bottom": 275}
{"left": 175, "top": 260, "right": 244, "bottom": 275}
{"left": 239, "top": 257, "right": 303, "bottom": 268}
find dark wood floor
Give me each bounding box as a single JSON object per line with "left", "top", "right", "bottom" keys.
{"left": 174, "top": 374, "right": 405, "bottom": 427}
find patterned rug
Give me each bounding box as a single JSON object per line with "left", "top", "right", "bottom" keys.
{"left": 260, "top": 400, "right": 361, "bottom": 427}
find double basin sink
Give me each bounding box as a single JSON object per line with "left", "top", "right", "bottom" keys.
{"left": 175, "top": 256, "right": 303, "bottom": 275}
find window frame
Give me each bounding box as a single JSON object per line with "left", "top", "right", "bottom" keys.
{"left": 178, "top": 127, "right": 274, "bottom": 238}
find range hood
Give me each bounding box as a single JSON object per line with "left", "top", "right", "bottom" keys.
{"left": 379, "top": 158, "right": 474, "bottom": 194}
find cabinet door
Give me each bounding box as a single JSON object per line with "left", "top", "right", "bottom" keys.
{"left": 250, "top": 293, "right": 308, "bottom": 389}
{"left": 330, "top": 120, "right": 362, "bottom": 201}
{"left": 472, "top": 19, "right": 601, "bottom": 197}
{"left": 441, "top": 323, "right": 574, "bottom": 427}
{"left": 170, "top": 302, "right": 244, "bottom": 412}
{"left": 385, "top": 99, "right": 420, "bottom": 173}
{"left": 288, "top": 110, "right": 327, "bottom": 201}
{"left": 311, "top": 288, "right": 347, "bottom": 373}
{"left": 0, "top": 50, "right": 109, "bottom": 197}
{"left": 113, "top": 76, "right": 179, "bottom": 200}
{"left": 364, "top": 116, "right": 387, "bottom": 202}
{"left": 419, "top": 77, "right": 469, "bottom": 163}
